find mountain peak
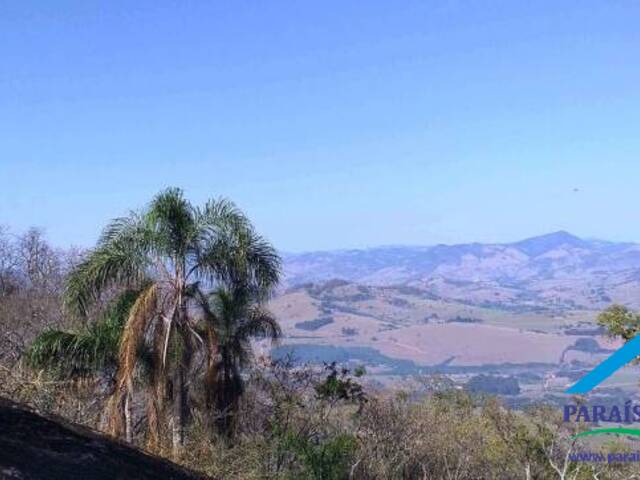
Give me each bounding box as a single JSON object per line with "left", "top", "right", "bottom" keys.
{"left": 549, "top": 230, "right": 579, "bottom": 238}
{"left": 512, "top": 231, "right": 587, "bottom": 256}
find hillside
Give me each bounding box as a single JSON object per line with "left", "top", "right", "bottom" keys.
{"left": 270, "top": 232, "right": 640, "bottom": 398}
{"left": 268, "top": 279, "right": 616, "bottom": 368}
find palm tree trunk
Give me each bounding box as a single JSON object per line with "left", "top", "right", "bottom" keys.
{"left": 171, "top": 323, "right": 193, "bottom": 452}
{"left": 215, "top": 352, "right": 238, "bottom": 437}
{"left": 124, "top": 392, "right": 133, "bottom": 444}
{"left": 171, "top": 367, "right": 185, "bottom": 450}
{"left": 204, "top": 324, "right": 219, "bottom": 433}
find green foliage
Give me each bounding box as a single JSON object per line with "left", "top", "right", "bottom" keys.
{"left": 597, "top": 304, "right": 640, "bottom": 341}
{"left": 205, "top": 286, "right": 281, "bottom": 435}
{"left": 315, "top": 363, "right": 366, "bottom": 405}
{"left": 63, "top": 214, "right": 151, "bottom": 318}
{"left": 27, "top": 289, "right": 140, "bottom": 378}
{"left": 63, "top": 187, "right": 281, "bottom": 319}
{"left": 466, "top": 374, "right": 521, "bottom": 395}
{"left": 295, "top": 317, "right": 334, "bottom": 331}
{"left": 284, "top": 432, "right": 357, "bottom": 480}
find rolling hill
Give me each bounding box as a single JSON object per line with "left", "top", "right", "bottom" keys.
{"left": 267, "top": 232, "right": 640, "bottom": 397}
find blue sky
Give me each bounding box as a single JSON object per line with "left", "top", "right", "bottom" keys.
{"left": 1, "top": 1, "right": 639, "bottom": 251}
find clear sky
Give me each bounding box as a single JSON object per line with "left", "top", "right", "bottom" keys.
{"left": 1, "top": 1, "right": 639, "bottom": 252}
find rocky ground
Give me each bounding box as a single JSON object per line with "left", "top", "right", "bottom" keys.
{"left": 0, "top": 397, "right": 209, "bottom": 480}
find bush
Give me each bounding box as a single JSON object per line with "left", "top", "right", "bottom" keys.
{"left": 341, "top": 327, "right": 358, "bottom": 336}
{"left": 295, "top": 317, "right": 334, "bottom": 331}
{"left": 465, "top": 375, "right": 520, "bottom": 395}
{"left": 284, "top": 432, "right": 357, "bottom": 480}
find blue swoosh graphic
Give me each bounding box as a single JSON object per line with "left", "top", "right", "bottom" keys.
{"left": 566, "top": 334, "right": 640, "bottom": 394}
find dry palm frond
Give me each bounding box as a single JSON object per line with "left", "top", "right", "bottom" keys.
{"left": 146, "top": 315, "right": 169, "bottom": 451}
{"left": 106, "top": 283, "right": 158, "bottom": 439}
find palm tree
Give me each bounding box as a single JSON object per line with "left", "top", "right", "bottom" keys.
{"left": 28, "top": 288, "right": 141, "bottom": 379}
{"left": 57, "top": 187, "right": 280, "bottom": 450}
{"left": 202, "top": 285, "right": 281, "bottom": 435}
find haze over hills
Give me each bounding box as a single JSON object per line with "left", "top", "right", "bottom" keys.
{"left": 282, "top": 231, "right": 640, "bottom": 312}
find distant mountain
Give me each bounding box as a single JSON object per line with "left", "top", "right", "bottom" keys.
{"left": 282, "top": 232, "right": 640, "bottom": 311}
{"left": 512, "top": 231, "right": 591, "bottom": 257}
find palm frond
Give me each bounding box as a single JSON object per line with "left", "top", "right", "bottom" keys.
{"left": 107, "top": 282, "right": 158, "bottom": 438}
{"left": 239, "top": 305, "right": 281, "bottom": 341}
{"left": 26, "top": 314, "right": 120, "bottom": 378}
{"left": 194, "top": 197, "right": 249, "bottom": 240}
{"left": 113, "top": 283, "right": 159, "bottom": 393}
{"left": 146, "top": 187, "right": 196, "bottom": 257}
{"left": 146, "top": 313, "right": 169, "bottom": 450}
{"left": 27, "top": 330, "right": 83, "bottom": 376}
{"left": 243, "top": 230, "right": 281, "bottom": 295}
{"left": 27, "top": 288, "right": 144, "bottom": 378}
{"left": 64, "top": 214, "right": 151, "bottom": 317}
{"left": 191, "top": 201, "right": 281, "bottom": 296}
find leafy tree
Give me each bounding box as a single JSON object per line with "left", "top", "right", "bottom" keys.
{"left": 597, "top": 304, "right": 640, "bottom": 341}
{"left": 202, "top": 285, "right": 281, "bottom": 435}
{"left": 466, "top": 374, "right": 520, "bottom": 395}
{"left": 315, "top": 362, "right": 367, "bottom": 407}
{"left": 34, "top": 188, "right": 280, "bottom": 450}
